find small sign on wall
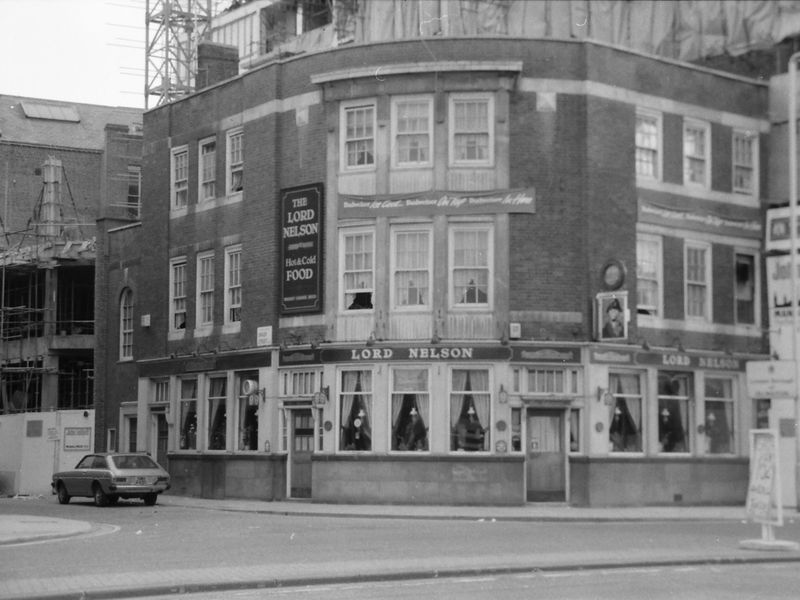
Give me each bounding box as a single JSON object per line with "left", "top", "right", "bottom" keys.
{"left": 63, "top": 427, "right": 92, "bottom": 451}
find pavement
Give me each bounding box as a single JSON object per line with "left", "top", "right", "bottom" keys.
{"left": 1, "top": 494, "right": 800, "bottom": 599}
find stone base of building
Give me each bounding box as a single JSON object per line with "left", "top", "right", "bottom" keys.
{"left": 311, "top": 454, "right": 525, "bottom": 505}
{"left": 569, "top": 456, "right": 749, "bottom": 507}
{"left": 167, "top": 453, "right": 287, "bottom": 500}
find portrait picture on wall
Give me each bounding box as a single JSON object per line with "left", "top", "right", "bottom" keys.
{"left": 597, "top": 292, "right": 628, "bottom": 341}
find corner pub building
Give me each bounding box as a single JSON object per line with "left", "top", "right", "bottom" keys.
{"left": 96, "top": 35, "right": 770, "bottom": 507}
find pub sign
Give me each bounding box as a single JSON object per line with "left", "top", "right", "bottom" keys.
{"left": 281, "top": 183, "right": 323, "bottom": 314}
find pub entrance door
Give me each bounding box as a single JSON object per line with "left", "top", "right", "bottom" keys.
{"left": 287, "top": 407, "right": 314, "bottom": 498}
{"left": 526, "top": 409, "right": 566, "bottom": 502}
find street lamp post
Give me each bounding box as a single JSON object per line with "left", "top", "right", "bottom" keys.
{"left": 788, "top": 52, "right": 800, "bottom": 511}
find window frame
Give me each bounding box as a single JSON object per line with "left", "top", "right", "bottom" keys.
{"left": 340, "top": 99, "right": 376, "bottom": 172}
{"left": 391, "top": 95, "right": 434, "bottom": 169}
{"left": 636, "top": 233, "right": 663, "bottom": 318}
{"left": 635, "top": 108, "right": 662, "bottom": 181}
{"left": 127, "top": 165, "right": 141, "bottom": 218}
{"left": 170, "top": 145, "right": 189, "bottom": 210}
{"left": 734, "top": 250, "right": 757, "bottom": 326}
{"left": 390, "top": 367, "right": 431, "bottom": 452}
{"left": 684, "top": 240, "right": 712, "bottom": 322}
{"left": 682, "top": 118, "right": 710, "bottom": 189}
{"left": 390, "top": 225, "right": 432, "bottom": 312}
{"left": 224, "top": 245, "right": 242, "bottom": 329}
{"left": 178, "top": 378, "right": 198, "bottom": 451}
{"left": 196, "top": 250, "right": 215, "bottom": 331}
{"left": 169, "top": 257, "right": 188, "bottom": 334}
{"left": 448, "top": 92, "right": 495, "bottom": 167}
{"left": 235, "top": 371, "right": 260, "bottom": 452}
{"left": 339, "top": 226, "right": 375, "bottom": 312}
{"left": 338, "top": 368, "right": 373, "bottom": 452}
{"left": 119, "top": 288, "right": 134, "bottom": 361}
{"left": 657, "top": 371, "right": 693, "bottom": 455}
{"left": 198, "top": 136, "right": 217, "bottom": 202}
{"left": 703, "top": 376, "right": 735, "bottom": 455}
{"left": 608, "top": 371, "right": 644, "bottom": 455}
{"left": 206, "top": 374, "right": 229, "bottom": 451}
{"left": 449, "top": 367, "right": 492, "bottom": 453}
{"left": 732, "top": 129, "right": 757, "bottom": 196}
{"left": 448, "top": 223, "right": 493, "bottom": 310}
{"left": 226, "top": 128, "right": 244, "bottom": 195}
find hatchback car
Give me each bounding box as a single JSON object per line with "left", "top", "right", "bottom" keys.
{"left": 52, "top": 453, "right": 170, "bottom": 507}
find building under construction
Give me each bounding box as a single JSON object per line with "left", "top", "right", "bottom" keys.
{"left": 0, "top": 95, "right": 141, "bottom": 495}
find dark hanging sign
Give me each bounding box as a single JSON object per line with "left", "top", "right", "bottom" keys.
{"left": 281, "top": 183, "right": 323, "bottom": 314}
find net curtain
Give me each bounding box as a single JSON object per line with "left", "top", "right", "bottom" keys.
{"left": 391, "top": 370, "right": 430, "bottom": 451}
{"left": 450, "top": 369, "right": 490, "bottom": 450}
{"left": 608, "top": 373, "right": 642, "bottom": 452}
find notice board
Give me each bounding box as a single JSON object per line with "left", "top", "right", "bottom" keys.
{"left": 745, "top": 429, "right": 782, "bottom": 526}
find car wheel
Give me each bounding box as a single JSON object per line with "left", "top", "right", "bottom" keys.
{"left": 56, "top": 483, "right": 71, "bottom": 505}
{"left": 93, "top": 483, "right": 110, "bottom": 507}
{"left": 143, "top": 493, "right": 158, "bottom": 506}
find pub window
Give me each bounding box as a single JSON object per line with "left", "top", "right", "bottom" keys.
{"left": 391, "top": 368, "right": 430, "bottom": 452}
{"left": 450, "top": 368, "right": 490, "bottom": 451}
{"left": 339, "top": 370, "right": 372, "bottom": 451}
{"left": 658, "top": 372, "right": 692, "bottom": 454}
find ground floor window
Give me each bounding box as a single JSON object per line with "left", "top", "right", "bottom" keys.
{"left": 207, "top": 376, "right": 228, "bottom": 450}
{"left": 658, "top": 371, "right": 691, "bottom": 453}
{"left": 339, "top": 370, "right": 372, "bottom": 451}
{"left": 179, "top": 378, "right": 198, "bottom": 450}
{"left": 608, "top": 372, "right": 642, "bottom": 453}
{"left": 391, "top": 368, "right": 429, "bottom": 451}
{"left": 704, "top": 377, "right": 734, "bottom": 454}
{"left": 569, "top": 408, "right": 581, "bottom": 452}
{"left": 450, "top": 368, "right": 490, "bottom": 451}
{"left": 237, "top": 371, "right": 259, "bottom": 451}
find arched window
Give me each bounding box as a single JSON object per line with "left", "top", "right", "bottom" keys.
{"left": 120, "top": 289, "right": 134, "bottom": 360}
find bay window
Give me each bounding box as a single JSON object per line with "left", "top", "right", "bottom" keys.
{"left": 391, "top": 368, "right": 429, "bottom": 451}
{"left": 342, "top": 101, "right": 375, "bottom": 170}
{"left": 339, "top": 370, "right": 372, "bottom": 451}
{"left": 450, "top": 368, "right": 490, "bottom": 451}
{"left": 392, "top": 96, "right": 433, "bottom": 167}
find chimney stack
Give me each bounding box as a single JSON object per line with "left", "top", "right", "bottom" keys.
{"left": 197, "top": 41, "right": 239, "bottom": 89}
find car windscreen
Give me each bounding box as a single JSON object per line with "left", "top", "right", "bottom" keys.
{"left": 111, "top": 455, "right": 159, "bottom": 470}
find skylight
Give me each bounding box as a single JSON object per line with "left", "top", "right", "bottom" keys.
{"left": 21, "top": 102, "right": 80, "bottom": 122}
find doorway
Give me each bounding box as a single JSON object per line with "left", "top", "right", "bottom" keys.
{"left": 288, "top": 408, "right": 314, "bottom": 498}
{"left": 526, "top": 409, "right": 566, "bottom": 501}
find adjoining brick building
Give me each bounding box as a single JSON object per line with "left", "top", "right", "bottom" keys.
{"left": 99, "top": 30, "right": 773, "bottom": 507}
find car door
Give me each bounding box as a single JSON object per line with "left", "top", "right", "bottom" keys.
{"left": 69, "top": 455, "right": 96, "bottom": 496}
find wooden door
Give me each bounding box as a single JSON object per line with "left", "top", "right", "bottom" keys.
{"left": 526, "top": 410, "right": 565, "bottom": 502}
{"left": 289, "top": 409, "right": 314, "bottom": 498}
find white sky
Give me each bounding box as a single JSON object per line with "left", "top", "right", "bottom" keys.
{"left": 0, "top": 0, "right": 146, "bottom": 108}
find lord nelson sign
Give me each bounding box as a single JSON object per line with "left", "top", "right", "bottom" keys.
{"left": 281, "top": 184, "right": 323, "bottom": 314}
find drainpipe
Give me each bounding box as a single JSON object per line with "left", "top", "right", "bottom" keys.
{"left": 788, "top": 52, "right": 800, "bottom": 511}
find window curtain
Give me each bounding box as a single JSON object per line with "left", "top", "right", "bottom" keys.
{"left": 180, "top": 379, "right": 198, "bottom": 449}
{"left": 341, "top": 371, "right": 371, "bottom": 450}
{"left": 451, "top": 370, "right": 488, "bottom": 451}
{"left": 658, "top": 373, "right": 689, "bottom": 452}
{"left": 608, "top": 374, "right": 641, "bottom": 452}
{"left": 706, "top": 401, "right": 733, "bottom": 453}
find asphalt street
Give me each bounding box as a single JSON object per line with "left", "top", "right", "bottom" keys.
{"left": 1, "top": 494, "right": 800, "bottom": 599}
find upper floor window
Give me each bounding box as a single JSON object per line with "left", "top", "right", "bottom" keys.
{"left": 199, "top": 137, "right": 216, "bottom": 201}
{"left": 732, "top": 130, "right": 756, "bottom": 195}
{"left": 341, "top": 228, "right": 374, "bottom": 311}
{"left": 450, "top": 225, "right": 492, "bottom": 307}
{"left": 735, "top": 252, "right": 756, "bottom": 325}
{"left": 392, "top": 96, "right": 433, "bottom": 167}
{"left": 685, "top": 241, "right": 711, "bottom": 321}
{"left": 636, "top": 234, "right": 662, "bottom": 317}
{"left": 635, "top": 109, "right": 661, "bottom": 180}
{"left": 341, "top": 101, "right": 375, "bottom": 170}
{"left": 391, "top": 227, "right": 431, "bottom": 309}
{"left": 119, "top": 288, "right": 133, "bottom": 361}
{"left": 226, "top": 128, "right": 244, "bottom": 194}
{"left": 683, "top": 119, "right": 710, "bottom": 188}
{"left": 450, "top": 94, "right": 494, "bottom": 166}
{"left": 171, "top": 146, "right": 189, "bottom": 209}
{"left": 127, "top": 165, "right": 141, "bottom": 218}
{"left": 224, "top": 245, "right": 242, "bottom": 326}
{"left": 197, "top": 252, "right": 215, "bottom": 327}
{"left": 169, "top": 257, "right": 187, "bottom": 332}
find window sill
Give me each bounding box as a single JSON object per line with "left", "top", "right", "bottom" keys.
{"left": 170, "top": 206, "right": 189, "bottom": 219}
{"left": 194, "top": 327, "right": 213, "bottom": 338}
{"left": 222, "top": 322, "right": 241, "bottom": 335}
{"left": 168, "top": 330, "right": 186, "bottom": 341}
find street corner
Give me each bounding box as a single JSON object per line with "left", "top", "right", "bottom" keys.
{"left": 0, "top": 514, "right": 95, "bottom": 546}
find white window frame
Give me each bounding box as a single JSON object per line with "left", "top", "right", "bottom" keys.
{"left": 683, "top": 118, "right": 710, "bottom": 189}
{"left": 196, "top": 250, "right": 215, "bottom": 331}
{"left": 119, "top": 288, "right": 134, "bottom": 361}
{"left": 449, "top": 367, "right": 492, "bottom": 453}
{"left": 198, "top": 136, "right": 217, "bottom": 202}
{"left": 734, "top": 250, "right": 758, "bottom": 326}
{"left": 703, "top": 376, "right": 736, "bottom": 455}
{"left": 449, "top": 223, "right": 493, "bottom": 309}
{"left": 169, "top": 257, "right": 187, "bottom": 335}
{"left": 732, "top": 129, "right": 758, "bottom": 196}
{"left": 449, "top": 93, "right": 494, "bottom": 167}
{"left": 684, "top": 241, "right": 712, "bottom": 322}
{"left": 171, "top": 145, "right": 189, "bottom": 209}
{"left": 636, "top": 233, "right": 663, "bottom": 318}
{"left": 524, "top": 367, "right": 581, "bottom": 396}
{"left": 608, "top": 370, "right": 644, "bottom": 455}
{"left": 635, "top": 108, "right": 661, "bottom": 181}
{"left": 339, "top": 226, "right": 375, "bottom": 312}
{"left": 206, "top": 373, "right": 230, "bottom": 451}
{"left": 337, "top": 368, "right": 374, "bottom": 452}
{"left": 340, "top": 99, "right": 376, "bottom": 172}
{"left": 224, "top": 245, "right": 242, "bottom": 330}
{"left": 226, "top": 128, "right": 244, "bottom": 195}
{"left": 390, "top": 225, "right": 432, "bottom": 311}
{"left": 127, "top": 165, "right": 141, "bottom": 218}
{"left": 391, "top": 95, "right": 434, "bottom": 168}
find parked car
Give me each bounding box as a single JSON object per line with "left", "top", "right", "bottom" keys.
{"left": 52, "top": 453, "right": 170, "bottom": 507}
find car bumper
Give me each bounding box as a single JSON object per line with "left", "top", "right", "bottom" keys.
{"left": 108, "top": 483, "right": 170, "bottom": 494}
